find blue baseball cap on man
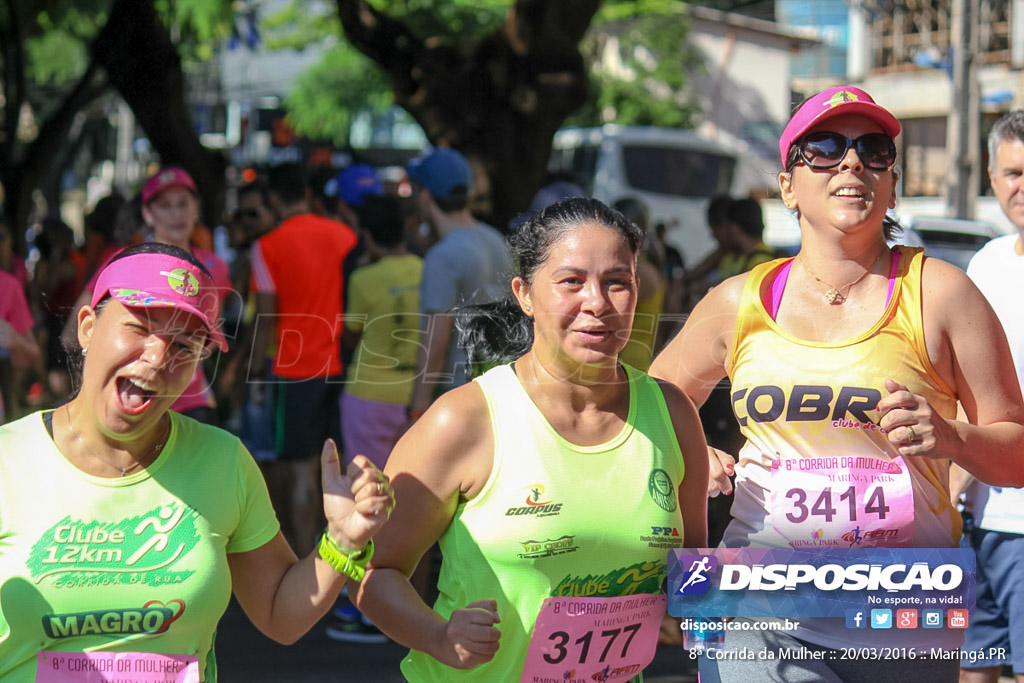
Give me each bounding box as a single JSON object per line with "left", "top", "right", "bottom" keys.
{"left": 325, "top": 163, "right": 383, "bottom": 207}
{"left": 406, "top": 148, "right": 472, "bottom": 201}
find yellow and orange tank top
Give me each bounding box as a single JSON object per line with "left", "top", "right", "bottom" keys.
{"left": 724, "top": 246, "right": 960, "bottom": 550}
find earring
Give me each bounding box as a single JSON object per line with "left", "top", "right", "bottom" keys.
{"left": 82, "top": 347, "right": 88, "bottom": 356}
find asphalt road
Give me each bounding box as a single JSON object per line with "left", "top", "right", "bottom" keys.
{"left": 214, "top": 599, "right": 698, "bottom": 682}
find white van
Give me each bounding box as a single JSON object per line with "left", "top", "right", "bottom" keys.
{"left": 548, "top": 125, "right": 741, "bottom": 263}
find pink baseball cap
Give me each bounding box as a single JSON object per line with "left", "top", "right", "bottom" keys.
{"left": 779, "top": 86, "right": 901, "bottom": 167}
{"left": 91, "top": 252, "right": 228, "bottom": 351}
{"left": 142, "top": 167, "right": 198, "bottom": 205}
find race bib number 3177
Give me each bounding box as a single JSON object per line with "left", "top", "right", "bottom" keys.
{"left": 521, "top": 594, "right": 665, "bottom": 683}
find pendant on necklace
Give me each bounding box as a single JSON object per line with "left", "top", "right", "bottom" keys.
{"left": 824, "top": 288, "right": 843, "bottom": 305}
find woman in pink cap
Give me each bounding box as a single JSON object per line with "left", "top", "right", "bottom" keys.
{"left": 651, "top": 86, "right": 1024, "bottom": 680}
{"left": 64, "top": 167, "right": 232, "bottom": 425}
{"left": 0, "top": 242, "right": 393, "bottom": 682}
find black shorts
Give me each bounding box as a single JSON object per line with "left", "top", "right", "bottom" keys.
{"left": 271, "top": 376, "right": 342, "bottom": 460}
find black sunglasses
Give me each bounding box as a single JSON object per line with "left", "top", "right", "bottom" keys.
{"left": 797, "top": 132, "right": 897, "bottom": 172}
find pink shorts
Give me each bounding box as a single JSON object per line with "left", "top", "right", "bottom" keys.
{"left": 339, "top": 392, "right": 406, "bottom": 471}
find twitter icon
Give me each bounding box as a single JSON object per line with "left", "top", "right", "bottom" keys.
{"left": 870, "top": 609, "right": 892, "bottom": 629}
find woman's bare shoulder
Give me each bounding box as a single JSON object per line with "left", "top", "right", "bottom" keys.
{"left": 387, "top": 381, "right": 495, "bottom": 496}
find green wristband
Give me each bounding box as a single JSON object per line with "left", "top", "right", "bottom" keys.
{"left": 317, "top": 530, "right": 374, "bottom": 582}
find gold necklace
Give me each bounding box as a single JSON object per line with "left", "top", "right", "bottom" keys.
{"left": 798, "top": 251, "right": 885, "bottom": 305}
{"left": 64, "top": 403, "right": 167, "bottom": 477}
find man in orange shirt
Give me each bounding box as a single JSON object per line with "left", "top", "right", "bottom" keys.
{"left": 249, "top": 162, "right": 358, "bottom": 554}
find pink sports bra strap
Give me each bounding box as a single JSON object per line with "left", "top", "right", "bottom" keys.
{"left": 768, "top": 259, "right": 794, "bottom": 319}
{"left": 887, "top": 247, "right": 901, "bottom": 301}
{"left": 767, "top": 249, "right": 901, "bottom": 321}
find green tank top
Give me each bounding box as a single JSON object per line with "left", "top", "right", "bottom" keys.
{"left": 402, "top": 363, "right": 687, "bottom": 682}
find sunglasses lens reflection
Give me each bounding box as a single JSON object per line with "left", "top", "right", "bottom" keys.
{"left": 800, "top": 132, "right": 895, "bottom": 171}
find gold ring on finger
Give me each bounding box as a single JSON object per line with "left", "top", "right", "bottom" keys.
{"left": 906, "top": 425, "right": 916, "bottom": 442}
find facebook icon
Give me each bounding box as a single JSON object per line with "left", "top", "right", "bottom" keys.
{"left": 846, "top": 609, "right": 866, "bottom": 629}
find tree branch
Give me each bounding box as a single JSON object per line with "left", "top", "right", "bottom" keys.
{"left": 16, "top": 60, "right": 108, "bottom": 187}
{"left": 335, "top": 0, "right": 599, "bottom": 227}
{"left": 336, "top": 0, "right": 423, "bottom": 73}
{"left": 505, "top": 0, "right": 601, "bottom": 53}
{"left": 93, "top": 0, "right": 226, "bottom": 227}
{"left": 2, "top": 0, "right": 26, "bottom": 171}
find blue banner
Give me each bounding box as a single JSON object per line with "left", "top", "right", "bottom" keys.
{"left": 668, "top": 548, "right": 975, "bottom": 619}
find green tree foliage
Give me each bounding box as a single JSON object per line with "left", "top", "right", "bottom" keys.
{"left": 285, "top": 48, "right": 391, "bottom": 147}
{"left": 261, "top": 2, "right": 384, "bottom": 146}
{"left": 568, "top": 1, "right": 704, "bottom": 128}
{"left": 161, "top": 0, "right": 235, "bottom": 58}
{"left": 23, "top": 3, "right": 104, "bottom": 86}
{"left": 272, "top": 0, "right": 705, "bottom": 147}
{"left": 364, "top": 0, "right": 508, "bottom": 42}
{"left": 265, "top": 0, "right": 509, "bottom": 146}
{"left": 4, "top": 1, "right": 107, "bottom": 126}
{"left": 1, "top": 1, "right": 110, "bottom": 247}
{"left": 333, "top": 0, "right": 602, "bottom": 225}
{"left": 1, "top": 0, "right": 232, "bottom": 242}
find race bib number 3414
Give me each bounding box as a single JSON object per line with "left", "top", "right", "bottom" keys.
{"left": 770, "top": 454, "right": 914, "bottom": 549}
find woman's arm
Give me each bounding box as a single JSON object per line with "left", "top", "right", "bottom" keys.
{"left": 879, "top": 258, "right": 1024, "bottom": 486}
{"left": 649, "top": 276, "right": 743, "bottom": 407}
{"left": 0, "top": 320, "right": 40, "bottom": 368}
{"left": 227, "top": 440, "right": 392, "bottom": 644}
{"left": 354, "top": 383, "right": 502, "bottom": 670}
{"left": 650, "top": 277, "right": 744, "bottom": 496}
{"left": 656, "top": 380, "right": 709, "bottom": 547}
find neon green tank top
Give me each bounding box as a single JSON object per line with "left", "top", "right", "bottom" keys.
{"left": 401, "top": 363, "right": 687, "bottom": 682}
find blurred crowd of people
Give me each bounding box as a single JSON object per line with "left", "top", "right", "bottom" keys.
{"left": 0, "top": 158, "right": 773, "bottom": 434}
{"left": 6, "top": 88, "right": 1024, "bottom": 683}
{"left": 0, "top": 150, "right": 771, "bottom": 648}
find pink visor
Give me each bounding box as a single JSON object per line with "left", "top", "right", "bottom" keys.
{"left": 91, "top": 253, "right": 228, "bottom": 351}
{"left": 779, "top": 86, "right": 901, "bottom": 167}
{"left": 142, "top": 167, "right": 197, "bottom": 205}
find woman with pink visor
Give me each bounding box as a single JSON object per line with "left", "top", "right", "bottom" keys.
{"left": 651, "top": 86, "right": 1024, "bottom": 681}
{"left": 64, "top": 167, "right": 232, "bottom": 424}
{"left": 0, "top": 242, "right": 393, "bottom": 681}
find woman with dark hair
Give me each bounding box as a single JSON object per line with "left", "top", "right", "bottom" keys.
{"left": 353, "top": 197, "right": 708, "bottom": 681}
{"left": 650, "top": 86, "right": 1024, "bottom": 680}
{"left": 62, "top": 168, "right": 232, "bottom": 425}
{"left": 0, "top": 242, "right": 393, "bottom": 681}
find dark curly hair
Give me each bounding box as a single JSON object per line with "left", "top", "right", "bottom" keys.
{"left": 456, "top": 197, "right": 643, "bottom": 376}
